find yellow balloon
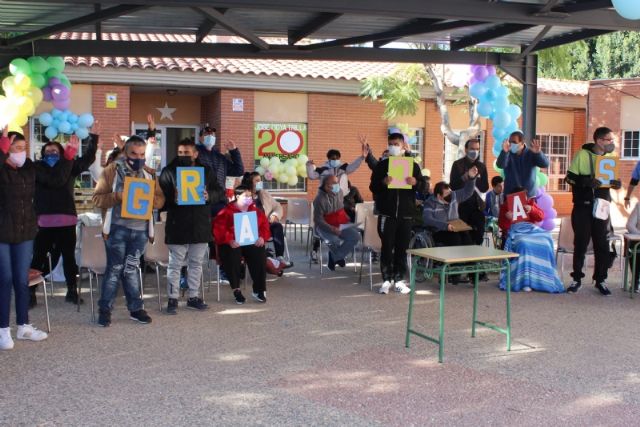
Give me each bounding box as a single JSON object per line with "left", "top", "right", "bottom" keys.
{"left": 27, "top": 87, "right": 43, "bottom": 106}
{"left": 2, "top": 76, "right": 16, "bottom": 94}
{"left": 16, "top": 97, "right": 34, "bottom": 116}
{"left": 7, "top": 122, "right": 23, "bottom": 133}
{"left": 14, "top": 74, "right": 31, "bottom": 91}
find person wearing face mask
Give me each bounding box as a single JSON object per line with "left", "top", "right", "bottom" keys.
{"left": 449, "top": 138, "right": 489, "bottom": 272}
{"left": 306, "top": 144, "right": 368, "bottom": 196}
{"left": 565, "top": 127, "right": 622, "bottom": 296}
{"left": 30, "top": 131, "right": 98, "bottom": 308}
{"left": 93, "top": 135, "right": 166, "bottom": 327}
{"left": 312, "top": 175, "right": 361, "bottom": 271}
{"left": 370, "top": 133, "right": 426, "bottom": 294}
{"left": 496, "top": 131, "right": 550, "bottom": 198}
{"left": 159, "top": 138, "right": 225, "bottom": 314}
{"left": 0, "top": 127, "right": 49, "bottom": 350}
{"left": 240, "top": 172, "right": 292, "bottom": 268}
{"left": 213, "top": 185, "right": 270, "bottom": 304}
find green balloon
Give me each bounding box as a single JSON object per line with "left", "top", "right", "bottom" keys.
{"left": 537, "top": 172, "right": 548, "bottom": 187}
{"left": 30, "top": 73, "right": 46, "bottom": 88}
{"left": 59, "top": 74, "right": 71, "bottom": 88}
{"left": 46, "top": 68, "right": 62, "bottom": 79}
{"left": 47, "top": 56, "right": 65, "bottom": 72}
{"left": 9, "top": 58, "right": 31, "bottom": 76}
{"left": 27, "top": 56, "right": 49, "bottom": 74}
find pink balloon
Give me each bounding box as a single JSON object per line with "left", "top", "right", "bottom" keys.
{"left": 53, "top": 98, "right": 70, "bottom": 110}
{"left": 43, "top": 87, "right": 53, "bottom": 102}
{"left": 51, "top": 84, "right": 69, "bottom": 101}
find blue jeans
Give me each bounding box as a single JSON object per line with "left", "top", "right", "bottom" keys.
{"left": 315, "top": 226, "right": 360, "bottom": 262}
{"left": 99, "top": 224, "right": 148, "bottom": 313}
{"left": 0, "top": 240, "right": 34, "bottom": 328}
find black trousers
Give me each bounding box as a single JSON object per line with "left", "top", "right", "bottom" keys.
{"left": 458, "top": 205, "right": 486, "bottom": 246}
{"left": 377, "top": 215, "right": 412, "bottom": 282}
{"left": 31, "top": 225, "right": 78, "bottom": 290}
{"left": 218, "top": 244, "right": 266, "bottom": 293}
{"left": 432, "top": 230, "right": 472, "bottom": 247}
{"left": 571, "top": 204, "right": 610, "bottom": 283}
{"left": 270, "top": 222, "right": 285, "bottom": 257}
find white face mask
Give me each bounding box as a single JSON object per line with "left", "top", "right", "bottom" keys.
{"left": 388, "top": 145, "right": 403, "bottom": 157}
{"left": 9, "top": 151, "right": 26, "bottom": 167}
{"left": 203, "top": 135, "right": 216, "bottom": 149}
{"left": 255, "top": 181, "right": 263, "bottom": 192}
{"left": 329, "top": 159, "right": 341, "bottom": 168}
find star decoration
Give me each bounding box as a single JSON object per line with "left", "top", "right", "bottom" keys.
{"left": 156, "top": 102, "right": 176, "bottom": 121}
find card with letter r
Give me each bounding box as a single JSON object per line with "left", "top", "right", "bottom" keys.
{"left": 177, "top": 167, "right": 205, "bottom": 205}
{"left": 234, "top": 211, "right": 259, "bottom": 246}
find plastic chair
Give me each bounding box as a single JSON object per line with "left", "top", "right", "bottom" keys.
{"left": 284, "top": 198, "right": 312, "bottom": 248}
{"left": 144, "top": 222, "right": 169, "bottom": 311}
{"left": 309, "top": 204, "right": 360, "bottom": 275}
{"left": 78, "top": 224, "right": 106, "bottom": 323}
{"left": 28, "top": 269, "right": 51, "bottom": 333}
{"left": 354, "top": 201, "right": 375, "bottom": 230}
{"left": 358, "top": 211, "right": 382, "bottom": 290}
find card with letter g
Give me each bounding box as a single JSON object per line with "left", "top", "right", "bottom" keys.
{"left": 121, "top": 176, "right": 155, "bottom": 220}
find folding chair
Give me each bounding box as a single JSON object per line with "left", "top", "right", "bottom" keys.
{"left": 144, "top": 222, "right": 169, "bottom": 311}
{"left": 358, "top": 211, "right": 382, "bottom": 290}
{"left": 78, "top": 224, "right": 106, "bottom": 323}
{"left": 284, "top": 198, "right": 312, "bottom": 248}
{"left": 28, "top": 269, "right": 51, "bottom": 333}
{"left": 355, "top": 201, "right": 375, "bottom": 230}
{"left": 309, "top": 205, "right": 360, "bottom": 275}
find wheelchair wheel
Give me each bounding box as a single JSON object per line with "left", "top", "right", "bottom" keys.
{"left": 409, "top": 231, "right": 434, "bottom": 282}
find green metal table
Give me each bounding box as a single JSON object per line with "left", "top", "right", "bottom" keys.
{"left": 405, "top": 246, "right": 519, "bottom": 363}
{"left": 622, "top": 234, "right": 640, "bottom": 297}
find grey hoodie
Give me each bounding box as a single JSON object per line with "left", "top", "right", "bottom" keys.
{"left": 422, "top": 178, "right": 477, "bottom": 231}
{"left": 313, "top": 186, "right": 345, "bottom": 234}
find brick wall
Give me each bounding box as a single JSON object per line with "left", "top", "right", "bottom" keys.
{"left": 91, "top": 85, "right": 131, "bottom": 165}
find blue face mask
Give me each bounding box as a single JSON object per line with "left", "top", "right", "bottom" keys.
{"left": 329, "top": 159, "right": 341, "bottom": 168}
{"left": 255, "top": 181, "right": 263, "bottom": 192}
{"left": 509, "top": 143, "right": 521, "bottom": 154}
{"left": 331, "top": 183, "right": 340, "bottom": 194}
{"left": 203, "top": 135, "right": 216, "bottom": 149}
{"left": 43, "top": 153, "right": 60, "bottom": 167}
{"left": 127, "top": 157, "right": 145, "bottom": 171}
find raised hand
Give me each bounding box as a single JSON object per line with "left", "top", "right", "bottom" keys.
{"left": 112, "top": 132, "right": 124, "bottom": 149}
{"left": 502, "top": 140, "right": 510, "bottom": 152}
{"left": 91, "top": 119, "right": 102, "bottom": 135}
{"left": 225, "top": 139, "right": 236, "bottom": 150}
{"left": 467, "top": 165, "right": 479, "bottom": 179}
{"left": 147, "top": 113, "right": 155, "bottom": 130}
{"left": 530, "top": 139, "right": 542, "bottom": 153}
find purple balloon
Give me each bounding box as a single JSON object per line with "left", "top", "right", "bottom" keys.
{"left": 49, "top": 77, "right": 61, "bottom": 86}
{"left": 487, "top": 65, "right": 497, "bottom": 76}
{"left": 537, "top": 194, "right": 553, "bottom": 212}
{"left": 474, "top": 66, "right": 489, "bottom": 82}
{"left": 536, "top": 186, "right": 545, "bottom": 198}
{"left": 51, "top": 84, "right": 70, "bottom": 101}
{"left": 53, "top": 98, "right": 70, "bottom": 110}
{"left": 43, "top": 86, "right": 53, "bottom": 102}
{"left": 541, "top": 218, "right": 556, "bottom": 231}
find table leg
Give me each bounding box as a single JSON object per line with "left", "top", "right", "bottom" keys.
{"left": 506, "top": 259, "right": 512, "bottom": 351}
{"left": 631, "top": 242, "right": 639, "bottom": 299}
{"left": 623, "top": 243, "right": 629, "bottom": 293}
{"left": 438, "top": 264, "right": 447, "bottom": 363}
{"left": 472, "top": 270, "right": 479, "bottom": 338}
{"left": 405, "top": 259, "right": 418, "bottom": 348}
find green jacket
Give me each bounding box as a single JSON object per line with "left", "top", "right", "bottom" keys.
{"left": 565, "top": 143, "right": 615, "bottom": 204}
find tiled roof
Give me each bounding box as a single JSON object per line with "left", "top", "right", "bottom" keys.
{"left": 55, "top": 33, "right": 588, "bottom": 96}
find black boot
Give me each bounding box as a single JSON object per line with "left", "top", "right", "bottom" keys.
{"left": 65, "top": 287, "right": 84, "bottom": 305}
{"left": 29, "top": 286, "right": 37, "bottom": 309}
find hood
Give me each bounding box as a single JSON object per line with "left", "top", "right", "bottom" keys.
{"left": 581, "top": 142, "right": 596, "bottom": 152}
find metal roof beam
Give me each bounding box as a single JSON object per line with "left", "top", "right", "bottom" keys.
{"left": 288, "top": 13, "right": 342, "bottom": 45}
{"left": 519, "top": 25, "right": 552, "bottom": 58}
{"left": 0, "top": 39, "right": 521, "bottom": 64}
{"left": 530, "top": 28, "right": 614, "bottom": 52}
{"left": 195, "top": 8, "right": 226, "bottom": 43}
{"left": 194, "top": 6, "right": 269, "bottom": 50}
{"left": 373, "top": 18, "right": 444, "bottom": 48}
{"left": 1, "top": 4, "right": 148, "bottom": 47}
{"left": 450, "top": 23, "right": 535, "bottom": 51}
{"left": 302, "top": 20, "right": 485, "bottom": 50}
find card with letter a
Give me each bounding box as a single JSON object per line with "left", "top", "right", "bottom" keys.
{"left": 121, "top": 176, "right": 155, "bottom": 220}
{"left": 177, "top": 167, "right": 205, "bottom": 205}
{"left": 234, "top": 211, "right": 259, "bottom": 246}
{"left": 387, "top": 156, "right": 412, "bottom": 189}
{"left": 506, "top": 191, "right": 528, "bottom": 223}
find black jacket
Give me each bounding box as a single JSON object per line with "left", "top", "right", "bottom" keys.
{"left": 369, "top": 157, "right": 425, "bottom": 219}
{"left": 0, "top": 152, "right": 37, "bottom": 244}
{"left": 159, "top": 157, "right": 225, "bottom": 245}
{"left": 449, "top": 156, "right": 489, "bottom": 213}
{"left": 34, "top": 135, "right": 98, "bottom": 216}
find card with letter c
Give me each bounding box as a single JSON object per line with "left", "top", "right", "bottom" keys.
{"left": 177, "top": 167, "right": 205, "bottom": 205}
{"left": 121, "top": 176, "right": 155, "bottom": 220}
{"left": 387, "top": 156, "right": 412, "bottom": 189}
{"left": 595, "top": 156, "right": 618, "bottom": 188}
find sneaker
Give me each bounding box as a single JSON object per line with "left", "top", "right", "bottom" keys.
{"left": 179, "top": 275, "right": 188, "bottom": 290}
{"left": 522, "top": 286, "right": 532, "bottom": 292}
{"left": 187, "top": 297, "right": 209, "bottom": 311}
{"left": 234, "top": 289, "right": 246, "bottom": 305}
{"left": 595, "top": 282, "right": 612, "bottom": 296}
{"left": 379, "top": 280, "right": 392, "bottom": 294}
{"left": 277, "top": 256, "right": 293, "bottom": 269}
{"left": 16, "top": 324, "right": 48, "bottom": 341}
{"left": 394, "top": 280, "right": 411, "bottom": 294}
{"left": 98, "top": 310, "right": 111, "bottom": 327}
{"left": 219, "top": 270, "right": 230, "bottom": 286}
{"left": 252, "top": 291, "right": 267, "bottom": 303}
{"left": 336, "top": 259, "right": 346, "bottom": 268}
{"left": 166, "top": 298, "right": 178, "bottom": 315}
{"left": 65, "top": 290, "right": 84, "bottom": 305}
{"left": 0, "top": 327, "right": 14, "bottom": 350}
{"left": 566, "top": 281, "right": 582, "bottom": 293}
{"left": 310, "top": 250, "right": 319, "bottom": 264}
{"left": 327, "top": 252, "right": 336, "bottom": 271}
{"left": 129, "top": 309, "right": 152, "bottom": 324}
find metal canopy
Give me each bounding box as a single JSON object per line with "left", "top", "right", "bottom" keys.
{"left": 0, "top": 0, "right": 634, "bottom": 138}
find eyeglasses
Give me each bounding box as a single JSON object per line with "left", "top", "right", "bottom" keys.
{"left": 508, "top": 140, "right": 519, "bottom": 144}
{"left": 600, "top": 138, "right": 614, "bottom": 142}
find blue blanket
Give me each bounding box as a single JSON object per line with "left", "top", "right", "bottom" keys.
{"left": 500, "top": 222, "right": 564, "bottom": 293}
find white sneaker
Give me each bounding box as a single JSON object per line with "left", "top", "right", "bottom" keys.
{"left": 277, "top": 256, "right": 292, "bottom": 268}
{"left": 0, "top": 327, "right": 14, "bottom": 350}
{"left": 379, "top": 280, "right": 392, "bottom": 294}
{"left": 394, "top": 280, "right": 411, "bottom": 294}
{"left": 522, "top": 286, "right": 532, "bottom": 292}
{"left": 16, "top": 324, "right": 48, "bottom": 342}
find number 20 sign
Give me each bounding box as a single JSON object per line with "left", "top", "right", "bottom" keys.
{"left": 254, "top": 123, "right": 307, "bottom": 159}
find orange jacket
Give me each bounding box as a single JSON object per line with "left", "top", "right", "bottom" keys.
{"left": 213, "top": 201, "right": 271, "bottom": 246}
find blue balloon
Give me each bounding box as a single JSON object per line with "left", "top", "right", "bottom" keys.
{"left": 71, "top": 123, "right": 78, "bottom": 131}
{"left": 612, "top": 0, "right": 640, "bottom": 20}
{"left": 469, "top": 82, "right": 487, "bottom": 99}
{"left": 44, "top": 126, "right": 58, "bottom": 140}
{"left": 493, "top": 96, "right": 509, "bottom": 112}
{"left": 59, "top": 112, "right": 68, "bottom": 122}
{"left": 77, "top": 113, "right": 94, "bottom": 128}
{"left": 493, "top": 111, "right": 512, "bottom": 129}
{"left": 505, "top": 120, "right": 519, "bottom": 135}
{"left": 58, "top": 121, "right": 71, "bottom": 134}
{"left": 477, "top": 101, "right": 493, "bottom": 118}
{"left": 51, "top": 119, "right": 60, "bottom": 129}
{"left": 39, "top": 112, "right": 53, "bottom": 127}
{"left": 485, "top": 75, "right": 501, "bottom": 90}
{"left": 507, "top": 104, "right": 522, "bottom": 120}
{"left": 484, "top": 89, "right": 497, "bottom": 102}
{"left": 51, "top": 108, "right": 62, "bottom": 119}
{"left": 492, "top": 127, "right": 508, "bottom": 142}
{"left": 68, "top": 113, "right": 78, "bottom": 124}
{"left": 75, "top": 127, "right": 90, "bottom": 139}
{"left": 495, "top": 85, "right": 510, "bottom": 99}
{"left": 492, "top": 141, "right": 502, "bottom": 157}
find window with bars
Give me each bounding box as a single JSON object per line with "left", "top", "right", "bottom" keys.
{"left": 622, "top": 130, "right": 640, "bottom": 159}
{"left": 537, "top": 133, "right": 571, "bottom": 192}
{"left": 443, "top": 131, "right": 486, "bottom": 181}
{"left": 407, "top": 128, "right": 424, "bottom": 164}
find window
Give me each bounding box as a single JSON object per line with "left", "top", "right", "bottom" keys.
{"left": 622, "top": 130, "right": 640, "bottom": 159}
{"left": 407, "top": 128, "right": 424, "bottom": 165}
{"left": 537, "top": 133, "right": 571, "bottom": 192}
{"left": 443, "top": 131, "right": 486, "bottom": 181}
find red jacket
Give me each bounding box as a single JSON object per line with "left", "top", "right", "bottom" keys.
{"left": 213, "top": 202, "right": 271, "bottom": 245}
{"left": 498, "top": 198, "right": 544, "bottom": 234}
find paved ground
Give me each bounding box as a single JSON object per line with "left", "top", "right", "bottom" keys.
{"left": 2, "top": 237, "right": 640, "bottom": 426}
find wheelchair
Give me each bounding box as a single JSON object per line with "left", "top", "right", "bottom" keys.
{"left": 408, "top": 226, "right": 436, "bottom": 283}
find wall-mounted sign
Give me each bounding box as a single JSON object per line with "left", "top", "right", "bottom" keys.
{"left": 105, "top": 93, "right": 117, "bottom": 109}
{"left": 232, "top": 98, "right": 244, "bottom": 112}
